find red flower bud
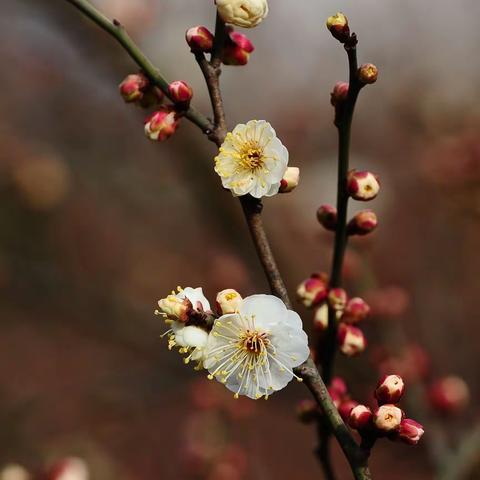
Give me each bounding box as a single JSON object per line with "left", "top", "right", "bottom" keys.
{"left": 326, "top": 13, "right": 350, "bottom": 43}
{"left": 347, "top": 210, "right": 378, "bottom": 236}
{"left": 375, "top": 374, "right": 405, "bottom": 405}
{"left": 119, "top": 73, "right": 149, "bottom": 103}
{"left": 328, "top": 387, "right": 342, "bottom": 409}
{"left": 317, "top": 204, "right": 338, "bottom": 231}
{"left": 144, "top": 107, "right": 180, "bottom": 142}
{"left": 347, "top": 170, "right": 380, "bottom": 201}
{"left": 328, "top": 288, "right": 348, "bottom": 311}
{"left": 397, "top": 418, "right": 424, "bottom": 445}
{"left": 373, "top": 404, "right": 404, "bottom": 433}
{"left": 338, "top": 324, "right": 366, "bottom": 356}
{"left": 339, "top": 399, "right": 359, "bottom": 422}
{"left": 331, "top": 81, "right": 349, "bottom": 106}
{"left": 186, "top": 25, "right": 214, "bottom": 52}
{"left": 349, "top": 404, "right": 373, "bottom": 430}
{"left": 358, "top": 63, "right": 379, "bottom": 84}
{"left": 313, "top": 303, "right": 329, "bottom": 332}
{"left": 330, "top": 376, "right": 348, "bottom": 397}
{"left": 223, "top": 30, "right": 255, "bottom": 66}
{"left": 341, "top": 297, "right": 370, "bottom": 324}
{"left": 168, "top": 80, "right": 193, "bottom": 105}
{"left": 428, "top": 376, "right": 470, "bottom": 415}
{"left": 296, "top": 273, "right": 329, "bottom": 308}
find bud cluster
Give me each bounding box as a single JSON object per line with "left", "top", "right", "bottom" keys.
{"left": 119, "top": 73, "right": 164, "bottom": 108}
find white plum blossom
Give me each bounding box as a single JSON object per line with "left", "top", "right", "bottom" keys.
{"left": 204, "top": 294, "right": 309, "bottom": 399}
{"left": 215, "top": 0, "right": 269, "bottom": 28}
{"left": 214, "top": 120, "right": 289, "bottom": 198}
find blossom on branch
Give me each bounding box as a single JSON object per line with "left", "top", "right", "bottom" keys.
{"left": 204, "top": 294, "right": 309, "bottom": 399}
{"left": 215, "top": 0, "right": 269, "bottom": 28}
{"left": 214, "top": 120, "right": 289, "bottom": 198}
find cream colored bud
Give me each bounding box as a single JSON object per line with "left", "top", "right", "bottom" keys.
{"left": 216, "top": 289, "right": 243, "bottom": 314}
{"left": 374, "top": 404, "right": 404, "bottom": 432}
{"left": 279, "top": 167, "right": 300, "bottom": 193}
{"left": 157, "top": 295, "right": 192, "bottom": 322}
{"left": 215, "top": 0, "right": 269, "bottom": 28}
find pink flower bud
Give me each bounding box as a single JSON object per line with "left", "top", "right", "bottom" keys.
{"left": 328, "top": 288, "right": 348, "bottom": 311}
{"left": 326, "top": 12, "right": 350, "bottom": 43}
{"left": 375, "top": 374, "right": 405, "bottom": 405}
{"left": 347, "top": 210, "right": 378, "bottom": 236}
{"left": 186, "top": 25, "right": 214, "bottom": 52}
{"left": 374, "top": 404, "right": 404, "bottom": 433}
{"left": 216, "top": 289, "right": 242, "bottom": 314}
{"left": 317, "top": 204, "right": 338, "bottom": 231}
{"left": 119, "top": 73, "right": 149, "bottom": 103}
{"left": 223, "top": 30, "right": 255, "bottom": 66}
{"left": 338, "top": 324, "right": 366, "bottom": 356}
{"left": 328, "top": 387, "right": 342, "bottom": 409}
{"left": 45, "top": 458, "right": 89, "bottom": 480}
{"left": 279, "top": 167, "right": 300, "bottom": 193}
{"left": 296, "top": 399, "right": 319, "bottom": 424}
{"left": 358, "top": 63, "right": 379, "bottom": 84}
{"left": 341, "top": 297, "right": 370, "bottom": 324}
{"left": 144, "top": 107, "right": 180, "bottom": 142}
{"left": 168, "top": 80, "right": 193, "bottom": 105}
{"left": 339, "top": 399, "right": 359, "bottom": 422}
{"left": 428, "top": 376, "right": 470, "bottom": 415}
{"left": 331, "top": 81, "right": 349, "bottom": 106}
{"left": 296, "top": 273, "right": 329, "bottom": 308}
{"left": 330, "top": 376, "right": 348, "bottom": 397}
{"left": 313, "top": 303, "right": 329, "bottom": 332}
{"left": 349, "top": 404, "right": 373, "bottom": 430}
{"left": 347, "top": 170, "right": 380, "bottom": 201}
{"left": 397, "top": 418, "right": 424, "bottom": 445}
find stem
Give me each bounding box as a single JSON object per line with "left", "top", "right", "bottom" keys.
{"left": 61, "top": 2, "right": 372, "bottom": 478}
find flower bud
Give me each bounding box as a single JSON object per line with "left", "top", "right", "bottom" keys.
{"left": 326, "top": 12, "right": 350, "bottom": 43}
{"left": 168, "top": 80, "right": 193, "bottom": 105}
{"left": 328, "top": 288, "right": 348, "bottom": 311}
{"left": 339, "top": 399, "right": 359, "bottom": 422}
{"left": 330, "top": 376, "right": 348, "bottom": 397}
{"left": 349, "top": 404, "right": 373, "bottom": 430}
{"left": 296, "top": 399, "right": 319, "bottom": 424}
{"left": 347, "top": 170, "right": 380, "bottom": 201}
{"left": 45, "top": 458, "right": 89, "bottom": 480}
{"left": 215, "top": 0, "right": 269, "bottom": 28}
{"left": 157, "top": 294, "right": 192, "bottom": 322}
{"left": 330, "top": 81, "right": 349, "bottom": 106}
{"left": 186, "top": 25, "right": 214, "bottom": 52}
{"left": 317, "top": 204, "right": 338, "bottom": 231}
{"left": 119, "top": 73, "right": 149, "bottom": 103}
{"left": 279, "top": 167, "right": 300, "bottom": 193}
{"left": 328, "top": 387, "right": 342, "bottom": 409}
{"left": 144, "top": 107, "right": 180, "bottom": 142}
{"left": 373, "top": 404, "right": 404, "bottom": 433}
{"left": 296, "top": 273, "right": 328, "bottom": 308}
{"left": 338, "top": 324, "right": 366, "bottom": 356}
{"left": 216, "top": 289, "right": 242, "bottom": 314}
{"left": 375, "top": 374, "right": 405, "bottom": 405}
{"left": 313, "top": 303, "right": 329, "bottom": 332}
{"left": 223, "top": 30, "right": 255, "bottom": 66}
{"left": 397, "top": 419, "right": 424, "bottom": 445}
{"left": 358, "top": 63, "right": 379, "bottom": 84}
{"left": 347, "top": 210, "right": 378, "bottom": 236}
{"left": 428, "top": 376, "right": 470, "bottom": 415}
{"left": 341, "top": 297, "right": 370, "bottom": 324}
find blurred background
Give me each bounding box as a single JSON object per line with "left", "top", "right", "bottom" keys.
{"left": 1, "top": 0, "right": 479, "bottom": 479}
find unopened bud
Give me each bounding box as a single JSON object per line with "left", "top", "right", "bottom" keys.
{"left": 347, "top": 210, "right": 378, "bottom": 236}
{"left": 428, "top": 376, "right": 470, "bottom": 415}
{"left": 157, "top": 294, "right": 192, "bottom": 322}
{"left": 338, "top": 324, "right": 366, "bottom": 356}
{"left": 374, "top": 404, "right": 404, "bottom": 433}
{"left": 397, "top": 419, "right": 424, "bottom": 445}
{"left": 279, "top": 167, "right": 300, "bottom": 193}
{"left": 341, "top": 297, "right": 370, "bottom": 324}
{"left": 330, "top": 81, "right": 349, "bottom": 106}
{"left": 328, "top": 387, "right": 342, "bottom": 409}
{"left": 339, "top": 399, "right": 359, "bottom": 422}
{"left": 119, "top": 73, "right": 148, "bottom": 103}
{"left": 168, "top": 80, "right": 193, "bottom": 105}
{"left": 45, "top": 458, "right": 89, "bottom": 480}
{"left": 326, "top": 12, "right": 350, "bottom": 43}
{"left": 215, "top": 0, "right": 269, "bottom": 29}
{"left": 216, "top": 289, "right": 242, "bottom": 314}
{"left": 223, "top": 30, "right": 255, "bottom": 66}
{"left": 317, "top": 204, "right": 338, "bottom": 231}
{"left": 358, "top": 63, "right": 378, "bottom": 84}
{"left": 349, "top": 404, "right": 373, "bottom": 430}
{"left": 186, "top": 25, "right": 214, "bottom": 52}
{"left": 347, "top": 170, "right": 380, "bottom": 201}
{"left": 144, "top": 107, "right": 180, "bottom": 142}
{"left": 313, "top": 303, "right": 329, "bottom": 331}
{"left": 375, "top": 374, "right": 405, "bottom": 405}
{"left": 330, "top": 376, "right": 348, "bottom": 397}
{"left": 296, "top": 273, "right": 329, "bottom": 308}
{"left": 296, "top": 399, "right": 319, "bottom": 424}
{"left": 328, "top": 288, "right": 348, "bottom": 311}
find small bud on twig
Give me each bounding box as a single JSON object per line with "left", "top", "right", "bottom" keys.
{"left": 330, "top": 81, "right": 349, "bottom": 106}
{"left": 279, "top": 167, "right": 300, "bottom": 193}
{"left": 341, "top": 297, "right": 370, "bottom": 324}
{"left": 216, "top": 289, "right": 242, "bottom": 314}
{"left": 358, "top": 63, "right": 379, "bottom": 85}
{"left": 396, "top": 419, "right": 424, "bottom": 445}
{"left": 326, "top": 12, "right": 350, "bottom": 43}
{"left": 313, "top": 303, "right": 328, "bottom": 331}
{"left": 339, "top": 399, "right": 359, "bottom": 422}
{"left": 347, "top": 170, "right": 380, "bottom": 201}
{"left": 338, "top": 324, "right": 366, "bottom": 356}
{"left": 317, "top": 204, "right": 338, "bottom": 231}
{"left": 375, "top": 374, "right": 405, "bottom": 405}
{"left": 144, "top": 107, "right": 180, "bottom": 142}
{"left": 373, "top": 404, "right": 404, "bottom": 433}
{"left": 168, "top": 80, "right": 193, "bottom": 106}
{"left": 349, "top": 404, "right": 373, "bottom": 430}
{"left": 328, "top": 288, "right": 348, "bottom": 311}
{"left": 347, "top": 210, "right": 378, "bottom": 236}
{"left": 223, "top": 29, "right": 255, "bottom": 66}
{"left": 186, "top": 26, "right": 214, "bottom": 52}
{"left": 297, "top": 273, "right": 329, "bottom": 308}
{"left": 428, "top": 376, "right": 470, "bottom": 415}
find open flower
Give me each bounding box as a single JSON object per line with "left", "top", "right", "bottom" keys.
{"left": 214, "top": 120, "right": 289, "bottom": 198}
{"left": 204, "top": 294, "right": 309, "bottom": 399}
{"left": 215, "top": 0, "right": 269, "bottom": 28}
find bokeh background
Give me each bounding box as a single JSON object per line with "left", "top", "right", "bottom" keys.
{"left": 1, "top": 0, "right": 479, "bottom": 479}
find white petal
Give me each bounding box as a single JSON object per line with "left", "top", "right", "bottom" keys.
{"left": 182, "top": 326, "right": 208, "bottom": 348}
{"left": 239, "top": 294, "right": 287, "bottom": 329}
{"left": 183, "top": 287, "right": 211, "bottom": 311}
